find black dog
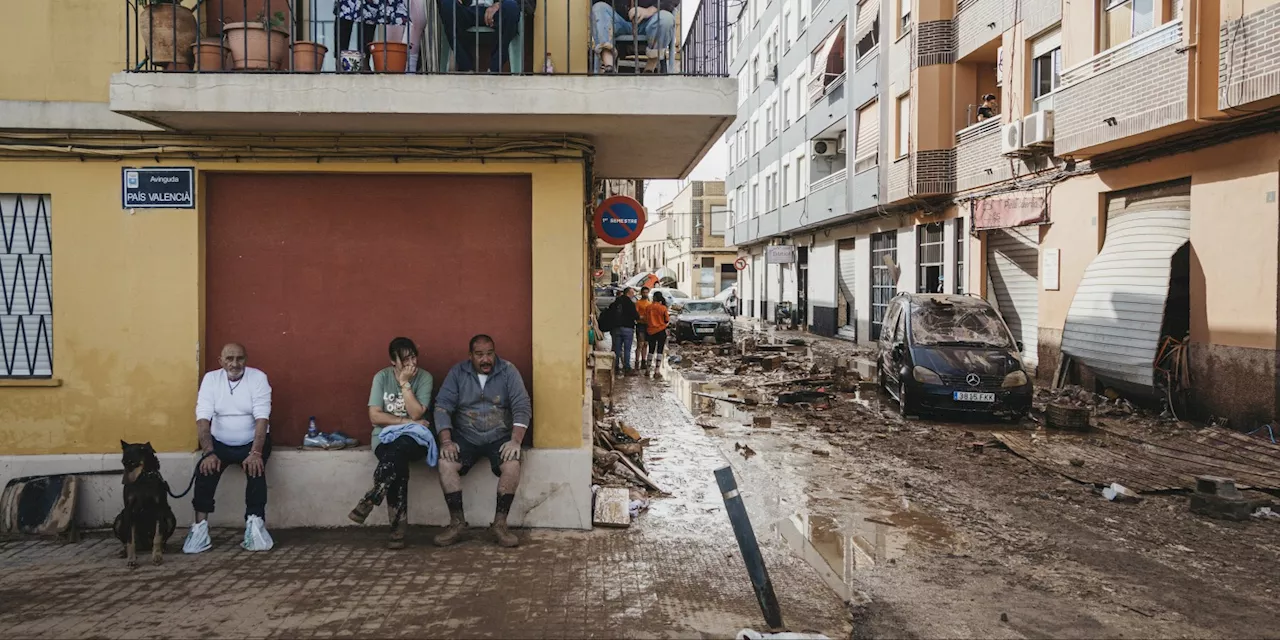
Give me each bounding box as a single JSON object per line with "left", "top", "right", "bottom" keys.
{"left": 114, "top": 441, "right": 177, "bottom": 568}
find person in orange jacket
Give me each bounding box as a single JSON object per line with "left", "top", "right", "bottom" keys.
{"left": 634, "top": 287, "right": 652, "bottom": 370}
{"left": 644, "top": 291, "right": 670, "bottom": 374}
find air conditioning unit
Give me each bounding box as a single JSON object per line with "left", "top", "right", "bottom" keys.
{"left": 1024, "top": 110, "right": 1055, "bottom": 147}
{"left": 811, "top": 139, "right": 837, "bottom": 157}
{"left": 836, "top": 131, "right": 848, "bottom": 154}
{"left": 1000, "top": 120, "right": 1024, "bottom": 155}
{"left": 765, "top": 65, "right": 778, "bottom": 82}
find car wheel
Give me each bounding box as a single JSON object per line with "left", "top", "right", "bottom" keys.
{"left": 898, "top": 381, "right": 915, "bottom": 418}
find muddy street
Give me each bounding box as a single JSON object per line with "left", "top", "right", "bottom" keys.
{"left": 626, "top": 327, "right": 1280, "bottom": 639}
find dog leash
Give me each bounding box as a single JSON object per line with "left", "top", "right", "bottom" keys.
{"left": 167, "top": 451, "right": 215, "bottom": 499}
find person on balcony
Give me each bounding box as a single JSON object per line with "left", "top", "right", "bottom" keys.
{"left": 438, "top": 0, "right": 523, "bottom": 72}
{"left": 432, "top": 334, "right": 532, "bottom": 548}
{"left": 591, "top": 0, "right": 679, "bottom": 73}
{"left": 977, "top": 94, "right": 999, "bottom": 122}
{"left": 348, "top": 337, "right": 436, "bottom": 550}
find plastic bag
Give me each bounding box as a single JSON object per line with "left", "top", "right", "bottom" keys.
{"left": 182, "top": 520, "right": 212, "bottom": 554}
{"left": 241, "top": 515, "right": 274, "bottom": 552}
{"left": 736, "top": 631, "right": 830, "bottom": 640}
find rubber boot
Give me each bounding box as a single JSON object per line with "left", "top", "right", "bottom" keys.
{"left": 348, "top": 486, "right": 384, "bottom": 524}
{"left": 387, "top": 503, "right": 406, "bottom": 550}
{"left": 433, "top": 514, "right": 466, "bottom": 546}
{"left": 491, "top": 512, "right": 519, "bottom": 548}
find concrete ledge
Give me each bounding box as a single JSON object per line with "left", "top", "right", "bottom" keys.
{"left": 107, "top": 72, "right": 737, "bottom": 178}
{"left": 0, "top": 447, "right": 592, "bottom": 531}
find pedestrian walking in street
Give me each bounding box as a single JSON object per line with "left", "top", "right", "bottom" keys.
{"left": 644, "top": 291, "right": 670, "bottom": 377}
{"left": 635, "top": 287, "right": 652, "bottom": 370}
{"left": 604, "top": 287, "right": 640, "bottom": 375}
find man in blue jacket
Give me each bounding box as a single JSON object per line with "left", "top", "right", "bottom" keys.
{"left": 433, "top": 334, "right": 532, "bottom": 547}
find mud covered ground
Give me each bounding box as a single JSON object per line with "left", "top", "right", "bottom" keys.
{"left": 650, "top": 326, "right": 1280, "bottom": 639}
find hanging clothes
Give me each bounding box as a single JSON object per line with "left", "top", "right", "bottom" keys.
{"left": 336, "top": 0, "right": 410, "bottom": 25}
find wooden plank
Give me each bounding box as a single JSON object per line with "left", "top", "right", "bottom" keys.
{"left": 1142, "top": 445, "right": 1280, "bottom": 488}
{"left": 1202, "top": 429, "right": 1280, "bottom": 462}
{"left": 1151, "top": 437, "right": 1280, "bottom": 481}
{"left": 1177, "top": 433, "right": 1280, "bottom": 470}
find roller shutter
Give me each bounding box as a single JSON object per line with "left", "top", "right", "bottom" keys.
{"left": 1061, "top": 182, "right": 1191, "bottom": 391}
{"left": 986, "top": 225, "right": 1040, "bottom": 371}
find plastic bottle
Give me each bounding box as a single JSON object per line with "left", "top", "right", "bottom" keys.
{"left": 307, "top": 417, "right": 318, "bottom": 438}
{"left": 544, "top": 54, "right": 555, "bottom": 74}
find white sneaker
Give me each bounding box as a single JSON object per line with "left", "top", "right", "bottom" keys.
{"left": 182, "top": 520, "right": 212, "bottom": 554}
{"left": 241, "top": 515, "right": 274, "bottom": 552}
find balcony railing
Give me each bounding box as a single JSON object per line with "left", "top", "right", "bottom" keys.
{"left": 1060, "top": 19, "right": 1182, "bottom": 88}
{"left": 124, "top": 0, "right": 729, "bottom": 76}
{"left": 808, "top": 71, "right": 846, "bottom": 105}
{"left": 810, "top": 168, "right": 847, "bottom": 192}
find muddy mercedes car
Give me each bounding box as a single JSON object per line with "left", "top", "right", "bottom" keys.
{"left": 672, "top": 300, "right": 734, "bottom": 343}
{"left": 877, "top": 293, "right": 1033, "bottom": 419}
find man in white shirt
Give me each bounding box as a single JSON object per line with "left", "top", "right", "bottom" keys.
{"left": 185, "top": 343, "right": 272, "bottom": 552}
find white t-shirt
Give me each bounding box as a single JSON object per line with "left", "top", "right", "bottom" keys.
{"left": 477, "top": 373, "right": 490, "bottom": 389}
{"left": 195, "top": 367, "right": 272, "bottom": 446}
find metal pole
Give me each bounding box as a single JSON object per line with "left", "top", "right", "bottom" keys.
{"left": 714, "top": 466, "right": 783, "bottom": 630}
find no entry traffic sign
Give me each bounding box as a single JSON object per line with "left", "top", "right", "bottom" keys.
{"left": 734, "top": 257, "right": 748, "bottom": 271}
{"left": 594, "top": 195, "right": 646, "bottom": 246}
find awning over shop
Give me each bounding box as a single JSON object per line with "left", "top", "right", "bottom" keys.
{"left": 1061, "top": 185, "right": 1191, "bottom": 392}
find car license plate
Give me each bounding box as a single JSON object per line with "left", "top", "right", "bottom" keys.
{"left": 953, "top": 391, "right": 996, "bottom": 402}
{"left": 694, "top": 326, "right": 716, "bottom": 334}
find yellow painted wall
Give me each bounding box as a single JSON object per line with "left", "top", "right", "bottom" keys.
{"left": 1, "top": 0, "right": 128, "bottom": 102}
{"left": 0, "top": 159, "right": 586, "bottom": 454}
{"left": 1037, "top": 133, "right": 1280, "bottom": 351}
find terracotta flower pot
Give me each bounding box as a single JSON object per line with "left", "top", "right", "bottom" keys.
{"left": 192, "top": 38, "right": 230, "bottom": 71}
{"left": 369, "top": 42, "right": 409, "bottom": 73}
{"left": 223, "top": 21, "right": 290, "bottom": 70}
{"left": 291, "top": 41, "right": 328, "bottom": 72}
{"left": 201, "top": 0, "right": 285, "bottom": 36}
{"left": 139, "top": 2, "right": 198, "bottom": 69}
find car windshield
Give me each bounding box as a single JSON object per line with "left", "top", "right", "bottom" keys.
{"left": 665, "top": 290, "right": 689, "bottom": 299}
{"left": 682, "top": 302, "right": 725, "bottom": 313}
{"left": 910, "top": 301, "right": 1014, "bottom": 348}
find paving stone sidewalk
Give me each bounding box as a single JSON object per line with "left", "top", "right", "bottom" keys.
{"left": 0, "top": 375, "right": 851, "bottom": 639}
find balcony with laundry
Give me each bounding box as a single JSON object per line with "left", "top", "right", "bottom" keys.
{"left": 108, "top": 0, "right": 737, "bottom": 177}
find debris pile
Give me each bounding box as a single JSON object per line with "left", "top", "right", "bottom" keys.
{"left": 592, "top": 418, "right": 663, "bottom": 494}
{"left": 1034, "top": 385, "right": 1140, "bottom": 418}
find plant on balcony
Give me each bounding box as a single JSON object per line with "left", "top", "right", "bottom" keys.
{"left": 138, "top": 0, "right": 200, "bottom": 71}
{"left": 192, "top": 37, "right": 230, "bottom": 71}
{"left": 223, "top": 8, "right": 290, "bottom": 70}
{"left": 291, "top": 40, "right": 329, "bottom": 72}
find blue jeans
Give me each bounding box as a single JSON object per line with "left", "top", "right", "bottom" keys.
{"left": 612, "top": 327, "right": 635, "bottom": 371}
{"left": 438, "top": 0, "right": 521, "bottom": 72}
{"left": 590, "top": 2, "right": 675, "bottom": 66}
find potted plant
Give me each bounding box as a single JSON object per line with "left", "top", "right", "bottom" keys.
{"left": 291, "top": 40, "right": 328, "bottom": 72}
{"left": 138, "top": 0, "right": 199, "bottom": 71}
{"left": 369, "top": 35, "right": 408, "bottom": 73}
{"left": 201, "top": 0, "right": 284, "bottom": 36}
{"left": 223, "top": 9, "right": 290, "bottom": 70}
{"left": 192, "top": 37, "right": 230, "bottom": 71}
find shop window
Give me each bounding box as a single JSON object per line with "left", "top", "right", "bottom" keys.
{"left": 1, "top": 194, "right": 53, "bottom": 378}
{"left": 870, "top": 231, "right": 898, "bottom": 340}
{"left": 917, "top": 223, "right": 944, "bottom": 294}
{"left": 954, "top": 218, "right": 966, "bottom": 295}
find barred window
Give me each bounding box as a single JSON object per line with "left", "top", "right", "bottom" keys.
{"left": 2, "top": 194, "right": 53, "bottom": 378}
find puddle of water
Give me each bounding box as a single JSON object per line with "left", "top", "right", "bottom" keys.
{"left": 773, "top": 494, "right": 955, "bottom": 602}
{"left": 674, "top": 373, "right": 757, "bottom": 425}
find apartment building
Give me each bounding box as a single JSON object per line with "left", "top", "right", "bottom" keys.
{"left": 0, "top": 1, "right": 734, "bottom": 529}
{"left": 727, "top": 0, "right": 1280, "bottom": 425}
{"left": 660, "top": 181, "right": 738, "bottom": 297}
